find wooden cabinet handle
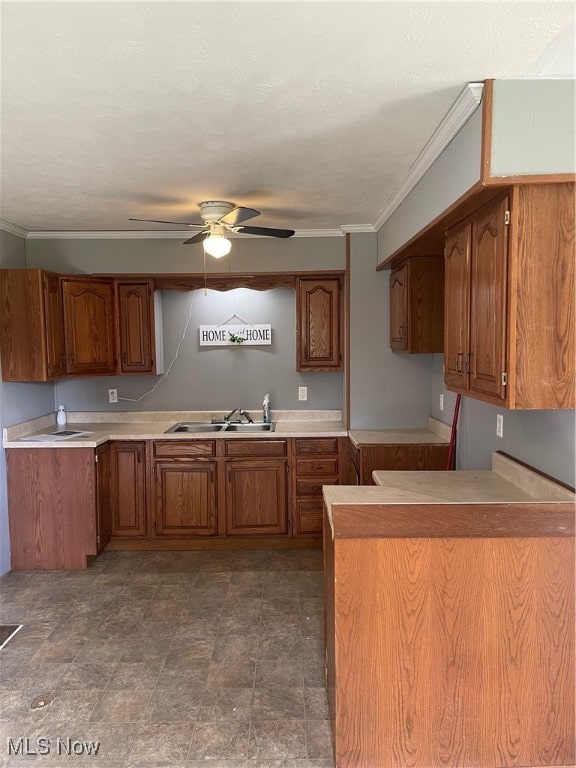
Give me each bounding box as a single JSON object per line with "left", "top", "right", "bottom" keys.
{"left": 456, "top": 352, "right": 463, "bottom": 373}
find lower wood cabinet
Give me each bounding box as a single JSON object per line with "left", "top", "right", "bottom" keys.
{"left": 154, "top": 461, "right": 217, "bottom": 536}
{"left": 225, "top": 459, "right": 288, "bottom": 535}
{"left": 293, "top": 438, "right": 341, "bottom": 535}
{"left": 110, "top": 441, "right": 147, "bottom": 537}
{"left": 347, "top": 438, "right": 449, "bottom": 484}
{"left": 96, "top": 442, "right": 112, "bottom": 554}
{"left": 6, "top": 447, "right": 101, "bottom": 569}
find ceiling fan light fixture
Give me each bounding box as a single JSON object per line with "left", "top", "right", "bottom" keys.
{"left": 203, "top": 226, "right": 232, "bottom": 258}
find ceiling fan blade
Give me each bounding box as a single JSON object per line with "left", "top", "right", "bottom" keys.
{"left": 183, "top": 231, "right": 209, "bottom": 245}
{"left": 235, "top": 225, "right": 295, "bottom": 239}
{"left": 219, "top": 206, "right": 261, "bottom": 226}
{"left": 129, "top": 217, "right": 206, "bottom": 228}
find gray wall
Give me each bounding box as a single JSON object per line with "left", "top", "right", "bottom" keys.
{"left": 349, "top": 232, "right": 434, "bottom": 428}
{"left": 491, "top": 79, "right": 576, "bottom": 176}
{"left": 377, "top": 106, "right": 482, "bottom": 262}
{"left": 430, "top": 356, "right": 575, "bottom": 487}
{"left": 25, "top": 234, "right": 346, "bottom": 274}
{"left": 29, "top": 235, "right": 346, "bottom": 414}
{"left": 55, "top": 287, "right": 342, "bottom": 413}
{"left": 0, "top": 231, "right": 56, "bottom": 576}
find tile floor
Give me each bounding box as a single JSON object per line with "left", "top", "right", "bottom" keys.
{"left": 0, "top": 549, "right": 334, "bottom": 768}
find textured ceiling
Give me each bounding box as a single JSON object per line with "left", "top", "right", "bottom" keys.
{"left": 0, "top": 1, "right": 573, "bottom": 234}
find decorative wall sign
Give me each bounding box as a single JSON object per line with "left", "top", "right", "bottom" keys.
{"left": 199, "top": 324, "right": 272, "bottom": 346}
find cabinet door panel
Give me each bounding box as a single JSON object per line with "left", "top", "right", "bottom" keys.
{"left": 469, "top": 196, "right": 509, "bottom": 400}
{"left": 390, "top": 264, "right": 408, "bottom": 351}
{"left": 110, "top": 442, "right": 146, "bottom": 537}
{"left": 96, "top": 443, "right": 112, "bottom": 553}
{"left": 117, "top": 281, "right": 154, "bottom": 373}
{"left": 62, "top": 278, "right": 116, "bottom": 375}
{"left": 444, "top": 223, "right": 471, "bottom": 391}
{"left": 424, "top": 444, "right": 450, "bottom": 471}
{"left": 295, "top": 500, "right": 323, "bottom": 535}
{"left": 226, "top": 460, "right": 287, "bottom": 535}
{"left": 155, "top": 461, "right": 216, "bottom": 536}
{"left": 42, "top": 272, "right": 66, "bottom": 378}
{"left": 297, "top": 278, "right": 342, "bottom": 370}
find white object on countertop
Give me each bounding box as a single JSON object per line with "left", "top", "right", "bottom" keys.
{"left": 57, "top": 405, "right": 67, "bottom": 426}
{"left": 263, "top": 394, "right": 271, "bottom": 423}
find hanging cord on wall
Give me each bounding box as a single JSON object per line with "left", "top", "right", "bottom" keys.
{"left": 118, "top": 290, "right": 197, "bottom": 403}
{"left": 445, "top": 393, "right": 461, "bottom": 470}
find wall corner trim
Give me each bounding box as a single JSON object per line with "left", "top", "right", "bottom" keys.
{"left": 374, "top": 82, "right": 484, "bottom": 232}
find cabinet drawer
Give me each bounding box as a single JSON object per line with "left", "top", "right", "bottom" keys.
{"left": 153, "top": 440, "right": 215, "bottom": 458}
{"left": 295, "top": 438, "right": 339, "bottom": 455}
{"left": 225, "top": 440, "right": 287, "bottom": 457}
{"left": 296, "top": 477, "right": 339, "bottom": 497}
{"left": 295, "top": 500, "right": 323, "bottom": 535}
{"left": 296, "top": 458, "right": 338, "bottom": 477}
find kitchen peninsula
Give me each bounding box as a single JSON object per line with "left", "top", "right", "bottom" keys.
{"left": 323, "top": 452, "right": 575, "bottom": 768}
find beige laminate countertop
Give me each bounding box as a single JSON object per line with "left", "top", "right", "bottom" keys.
{"left": 3, "top": 410, "right": 347, "bottom": 448}
{"left": 323, "top": 452, "right": 575, "bottom": 539}
{"left": 348, "top": 416, "right": 450, "bottom": 447}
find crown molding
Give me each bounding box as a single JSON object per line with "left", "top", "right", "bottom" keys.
{"left": 374, "top": 82, "right": 484, "bottom": 231}
{"left": 339, "top": 224, "right": 376, "bottom": 234}
{"left": 26, "top": 228, "right": 343, "bottom": 240}
{"left": 26, "top": 230, "right": 193, "bottom": 240}
{"left": 292, "top": 229, "right": 342, "bottom": 238}
{"left": 0, "top": 220, "right": 29, "bottom": 238}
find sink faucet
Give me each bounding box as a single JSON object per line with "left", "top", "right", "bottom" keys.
{"left": 223, "top": 408, "right": 253, "bottom": 424}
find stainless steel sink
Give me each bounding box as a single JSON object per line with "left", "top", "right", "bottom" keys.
{"left": 165, "top": 422, "right": 276, "bottom": 434}
{"left": 224, "top": 423, "right": 276, "bottom": 432}
{"left": 165, "top": 423, "right": 227, "bottom": 433}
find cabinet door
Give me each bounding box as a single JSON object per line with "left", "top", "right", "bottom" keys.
{"left": 444, "top": 222, "right": 471, "bottom": 391}
{"left": 424, "top": 444, "right": 450, "bottom": 471}
{"left": 226, "top": 460, "right": 288, "bottom": 535}
{"left": 469, "top": 196, "right": 509, "bottom": 400}
{"left": 62, "top": 278, "right": 116, "bottom": 375}
{"left": 117, "top": 280, "right": 155, "bottom": 373}
{"left": 390, "top": 264, "right": 408, "bottom": 351}
{"left": 96, "top": 443, "right": 112, "bottom": 553}
{"left": 42, "top": 272, "right": 66, "bottom": 379}
{"left": 0, "top": 269, "right": 65, "bottom": 381}
{"left": 154, "top": 461, "right": 217, "bottom": 537}
{"left": 297, "top": 278, "right": 342, "bottom": 370}
{"left": 110, "top": 441, "right": 147, "bottom": 537}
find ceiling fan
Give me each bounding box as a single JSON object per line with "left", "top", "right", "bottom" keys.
{"left": 130, "top": 201, "right": 295, "bottom": 258}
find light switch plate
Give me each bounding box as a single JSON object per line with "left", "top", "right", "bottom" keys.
{"left": 298, "top": 386, "right": 308, "bottom": 401}
{"left": 439, "top": 394, "right": 444, "bottom": 411}
{"left": 496, "top": 413, "right": 503, "bottom": 438}
{"left": 108, "top": 389, "right": 118, "bottom": 403}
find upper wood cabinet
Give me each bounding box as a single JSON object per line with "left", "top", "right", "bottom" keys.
{"left": 390, "top": 256, "right": 444, "bottom": 353}
{"left": 0, "top": 269, "right": 66, "bottom": 381}
{"left": 444, "top": 183, "right": 574, "bottom": 409}
{"left": 296, "top": 277, "right": 343, "bottom": 371}
{"left": 116, "top": 279, "right": 162, "bottom": 375}
{"left": 61, "top": 277, "right": 117, "bottom": 376}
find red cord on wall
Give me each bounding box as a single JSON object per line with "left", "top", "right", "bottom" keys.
{"left": 445, "top": 394, "right": 461, "bottom": 471}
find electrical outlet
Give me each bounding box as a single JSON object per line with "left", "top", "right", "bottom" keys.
{"left": 108, "top": 389, "right": 118, "bottom": 403}
{"left": 496, "top": 413, "right": 503, "bottom": 438}
{"left": 439, "top": 394, "right": 444, "bottom": 411}
{"left": 298, "top": 386, "right": 308, "bottom": 401}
